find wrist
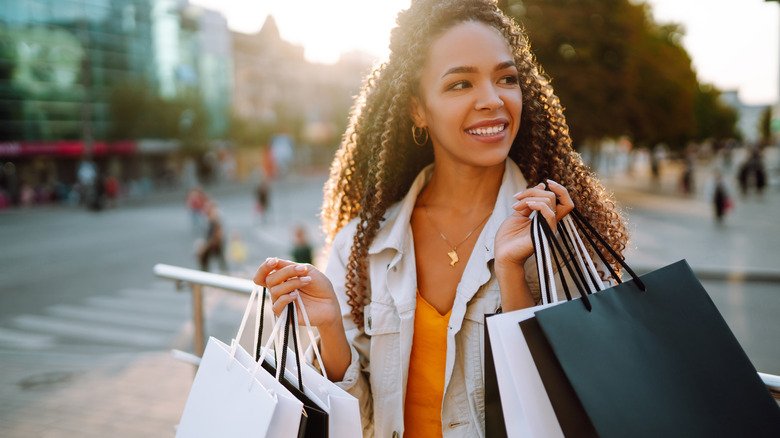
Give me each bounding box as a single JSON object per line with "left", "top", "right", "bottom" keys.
{"left": 495, "top": 256, "right": 527, "bottom": 273}
{"left": 318, "top": 311, "right": 346, "bottom": 337}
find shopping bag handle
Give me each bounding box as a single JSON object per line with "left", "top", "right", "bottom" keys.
{"left": 558, "top": 216, "right": 607, "bottom": 294}
{"left": 252, "top": 303, "right": 305, "bottom": 392}
{"left": 252, "top": 293, "right": 329, "bottom": 384}
{"left": 568, "top": 208, "right": 646, "bottom": 291}
{"left": 278, "top": 302, "right": 304, "bottom": 392}
{"left": 534, "top": 212, "right": 593, "bottom": 311}
{"left": 253, "top": 286, "right": 306, "bottom": 389}
{"left": 228, "top": 285, "right": 260, "bottom": 366}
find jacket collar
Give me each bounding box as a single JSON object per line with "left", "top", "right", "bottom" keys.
{"left": 368, "top": 159, "right": 528, "bottom": 257}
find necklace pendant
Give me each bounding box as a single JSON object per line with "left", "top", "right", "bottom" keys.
{"left": 448, "top": 250, "right": 459, "bottom": 267}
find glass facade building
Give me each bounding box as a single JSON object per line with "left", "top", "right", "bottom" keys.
{"left": 0, "top": 0, "right": 158, "bottom": 141}
{"left": 0, "top": 0, "right": 232, "bottom": 204}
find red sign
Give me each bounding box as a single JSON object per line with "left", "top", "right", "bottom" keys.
{"left": 0, "top": 141, "right": 137, "bottom": 157}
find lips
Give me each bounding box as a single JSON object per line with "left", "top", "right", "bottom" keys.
{"left": 465, "top": 117, "right": 510, "bottom": 137}
{"left": 466, "top": 124, "right": 507, "bottom": 136}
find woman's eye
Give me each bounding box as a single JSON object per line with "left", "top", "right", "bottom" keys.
{"left": 447, "top": 80, "right": 471, "bottom": 90}
{"left": 499, "top": 75, "right": 520, "bottom": 85}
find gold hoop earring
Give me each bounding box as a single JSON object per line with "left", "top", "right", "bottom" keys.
{"left": 412, "top": 125, "right": 428, "bottom": 146}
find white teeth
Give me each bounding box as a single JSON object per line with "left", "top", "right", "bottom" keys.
{"left": 467, "top": 124, "right": 505, "bottom": 136}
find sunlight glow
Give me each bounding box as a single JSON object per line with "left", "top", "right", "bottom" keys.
{"left": 191, "top": 0, "right": 778, "bottom": 105}
{"left": 190, "top": 0, "right": 410, "bottom": 65}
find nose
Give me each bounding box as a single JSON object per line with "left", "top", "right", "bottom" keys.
{"left": 475, "top": 83, "right": 504, "bottom": 111}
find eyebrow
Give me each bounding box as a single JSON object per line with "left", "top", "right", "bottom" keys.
{"left": 441, "top": 61, "right": 517, "bottom": 79}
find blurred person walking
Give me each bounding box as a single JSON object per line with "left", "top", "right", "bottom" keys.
{"left": 198, "top": 201, "right": 228, "bottom": 273}
{"left": 710, "top": 169, "right": 732, "bottom": 225}
{"left": 738, "top": 147, "right": 767, "bottom": 197}
{"left": 290, "top": 225, "right": 313, "bottom": 264}
{"left": 105, "top": 175, "right": 119, "bottom": 208}
{"left": 186, "top": 186, "right": 208, "bottom": 233}
{"left": 255, "top": 172, "right": 271, "bottom": 223}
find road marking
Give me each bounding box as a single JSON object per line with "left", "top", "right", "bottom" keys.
{"left": 46, "top": 305, "right": 186, "bottom": 332}
{"left": 10, "top": 314, "right": 168, "bottom": 348}
{"left": 0, "top": 327, "right": 55, "bottom": 349}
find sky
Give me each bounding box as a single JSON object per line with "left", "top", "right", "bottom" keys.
{"left": 190, "top": 0, "right": 780, "bottom": 106}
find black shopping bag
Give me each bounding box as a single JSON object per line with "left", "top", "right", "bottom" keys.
{"left": 257, "top": 300, "right": 328, "bottom": 438}
{"left": 528, "top": 206, "right": 779, "bottom": 437}
{"left": 518, "top": 316, "right": 597, "bottom": 437}
{"left": 533, "top": 227, "right": 780, "bottom": 437}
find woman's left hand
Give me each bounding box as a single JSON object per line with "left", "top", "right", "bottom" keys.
{"left": 494, "top": 179, "right": 574, "bottom": 268}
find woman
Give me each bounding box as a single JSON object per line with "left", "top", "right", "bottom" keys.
{"left": 254, "top": 0, "right": 628, "bottom": 436}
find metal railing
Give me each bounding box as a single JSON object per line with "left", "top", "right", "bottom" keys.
{"left": 155, "top": 263, "right": 255, "bottom": 358}
{"left": 154, "top": 263, "right": 780, "bottom": 401}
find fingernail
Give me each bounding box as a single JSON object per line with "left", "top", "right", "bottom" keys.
{"left": 290, "top": 290, "right": 299, "bottom": 298}
{"left": 267, "top": 257, "right": 278, "bottom": 266}
{"left": 295, "top": 265, "right": 307, "bottom": 273}
{"left": 512, "top": 201, "right": 522, "bottom": 209}
{"left": 547, "top": 179, "right": 559, "bottom": 186}
{"left": 527, "top": 201, "right": 538, "bottom": 206}
{"left": 300, "top": 276, "right": 312, "bottom": 284}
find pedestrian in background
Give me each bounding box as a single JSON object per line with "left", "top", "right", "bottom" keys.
{"left": 738, "top": 147, "right": 767, "bottom": 197}
{"left": 198, "top": 201, "right": 228, "bottom": 273}
{"left": 253, "top": 0, "right": 629, "bottom": 436}
{"left": 711, "top": 169, "right": 732, "bottom": 225}
{"left": 105, "top": 175, "right": 119, "bottom": 209}
{"left": 290, "top": 225, "right": 313, "bottom": 264}
{"left": 186, "top": 186, "right": 208, "bottom": 232}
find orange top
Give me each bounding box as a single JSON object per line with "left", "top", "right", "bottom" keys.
{"left": 404, "top": 291, "right": 452, "bottom": 438}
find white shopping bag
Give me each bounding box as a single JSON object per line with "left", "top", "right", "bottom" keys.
{"left": 176, "top": 287, "right": 304, "bottom": 438}
{"left": 233, "top": 341, "right": 304, "bottom": 438}
{"left": 486, "top": 302, "right": 566, "bottom": 438}
{"left": 175, "top": 337, "right": 278, "bottom": 437}
{"left": 258, "top": 297, "right": 362, "bottom": 438}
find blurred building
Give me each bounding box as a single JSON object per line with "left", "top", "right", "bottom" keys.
{"left": 231, "top": 16, "right": 374, "bottom": 177}
{"left": 0, "top": 0, "right": 231, "bottom": 204}
{"left": 721, "top": 91, "right": 770, "bottom": 146}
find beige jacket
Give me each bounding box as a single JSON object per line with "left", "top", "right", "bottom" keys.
{"left": 322, "top": 159, "right": 584, "bottom": 437}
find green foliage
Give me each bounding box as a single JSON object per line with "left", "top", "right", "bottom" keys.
{"left": 694, "top": 84, "right": 739, "bottom": 141}
{"left": 504, "top": 0, "right": 737, "bottom": 150}
{"left": 759, "top": 106, "right": 773, "bottom": 144}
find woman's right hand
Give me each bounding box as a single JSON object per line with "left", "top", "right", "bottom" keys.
{"left": 253, "top": 258, "right": 341, "bottom": 328}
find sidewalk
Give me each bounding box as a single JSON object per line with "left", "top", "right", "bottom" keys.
{"left": 0, "top": 350, "right": 192, "bottom": 437}
{"left": 602, "top": 153, "right": 780, "bottom": 280}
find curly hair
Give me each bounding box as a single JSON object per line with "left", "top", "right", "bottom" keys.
{"left": 321, "top": 0, "right": 629, "bottom": 326}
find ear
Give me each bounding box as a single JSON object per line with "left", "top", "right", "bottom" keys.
{"left": 408, "top": 95, "right": 427, "bottom": 127}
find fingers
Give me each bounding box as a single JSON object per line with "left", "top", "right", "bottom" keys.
{"left": 546, "top": 180, "right": 574, "bottom": 218}
{"left": 513, "top": 180, "right": 574, "bottom": 221}
{"left": 253, "top": 257, "right": 300, "bottom": 286}
{"left": 254, "top": 257, "right": 315, "bottom": 316}
{"left": 271, "top": 289, "right": 299, "bottom": 315}
{"left": 527, "top": 200, "right": 557, "bottom": 225}
{"left": 513, "top": 183, "right": 556, "bottom": 217}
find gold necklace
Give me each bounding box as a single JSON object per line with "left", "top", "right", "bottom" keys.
{"left": 424, "top": 206, "right": 493, "bottom": 267}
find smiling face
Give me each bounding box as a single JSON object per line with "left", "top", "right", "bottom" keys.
{"left": 410, "top": 20, "right": 522, "bottom": 169}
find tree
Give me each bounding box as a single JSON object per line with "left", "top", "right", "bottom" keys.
{"left": 694, "top": 84, "right": 739, "bottom": 142}
{"left": 759, "top": 106, "right": 773, "bottom": 146}
{"left": 503, "top": 0, "right": 730, "bottom": 151}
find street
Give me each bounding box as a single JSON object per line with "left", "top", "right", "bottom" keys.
{"left": 0, "top": 154, "right": 778, "bottom": 436}
{"left": 0, "top": 173, "right": 328, "bottom": 353}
